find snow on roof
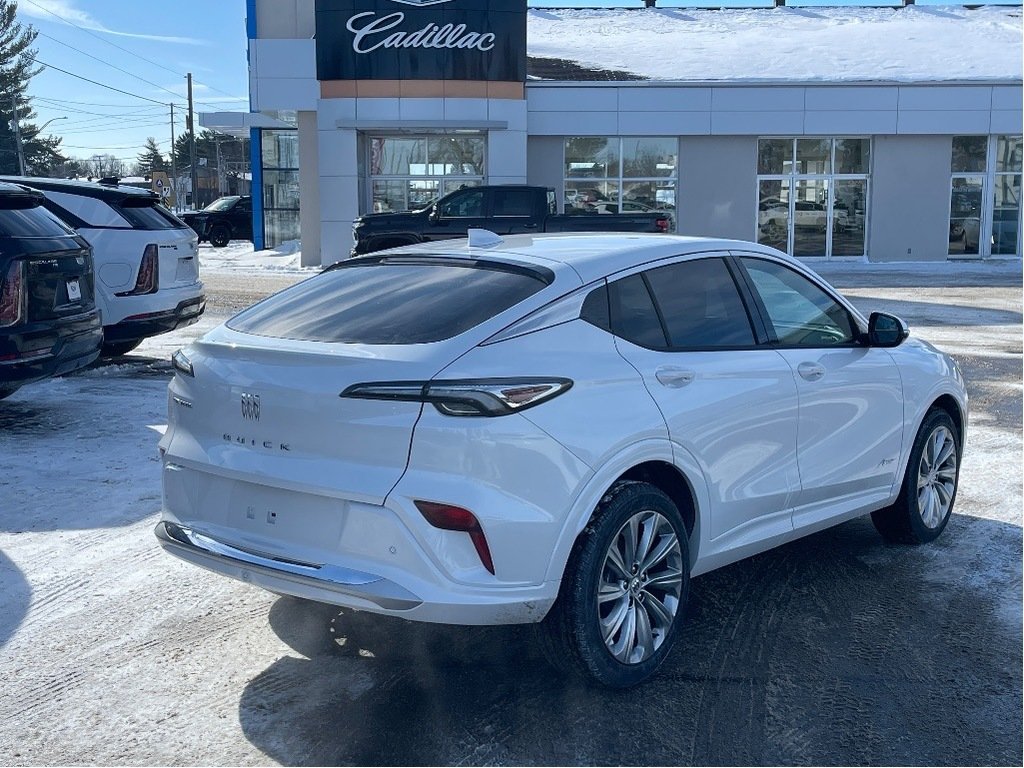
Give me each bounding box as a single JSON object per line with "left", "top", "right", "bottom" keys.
{"left": 526, "top": 5, "right": 1022, "bottom": 83}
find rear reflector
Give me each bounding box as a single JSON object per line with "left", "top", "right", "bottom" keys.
{"left": 0, "top": 261, "right": 24, "bottom": 328}
{"left": 414, "top": 501, "right": 495, "bottom": 575}
{"left": 116, "top": 244, "right": 159, "bottom": 296}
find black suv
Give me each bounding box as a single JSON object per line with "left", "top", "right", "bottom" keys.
{"left": 181, "top": 195, "right": 252, "bottom": 248}
{"left": 0, "top": 183, "right": 102, "bottom": 400}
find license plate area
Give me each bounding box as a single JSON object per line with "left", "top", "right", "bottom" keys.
{"left": 66, "top": 279, "right": 81, "bottom": 301}
{"left": 175, "top": 256, "right": 196, "bottom": 282}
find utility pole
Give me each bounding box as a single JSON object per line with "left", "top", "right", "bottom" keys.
{"left": 214, "top": 134, "right": 224, "bottom": 196}
{"left": 10, "top": 93, "right": 26, "bottom": 176}
{"left": 169, "top": 102, "right": 178, "bottom": 212}
{"left": 186, "top": 73, "right": 198, "bottom": 210}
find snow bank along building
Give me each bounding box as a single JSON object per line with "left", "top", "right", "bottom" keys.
{"left": 203, "top": 1, "right": 1023, "bottom": 265}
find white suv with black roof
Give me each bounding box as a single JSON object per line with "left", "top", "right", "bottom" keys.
{"left": 0, "top": 177, "right": 205, "bottom": 356}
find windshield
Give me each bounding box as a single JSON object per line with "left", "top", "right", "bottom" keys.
{"left": 203, "top": 196, "right": 240, "bottom": 212}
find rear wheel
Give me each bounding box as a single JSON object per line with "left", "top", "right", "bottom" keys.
{"left": 209, "top": 224, "right": 231, "bottom": 248}
{"left": 100, "top": 339, "right": 142, "bottom": 358}
{"left": 539, "top": 481, "right": 690, "bottom": 688}
{"left": 872, "top": 409, "right": 960, "bottom": 544}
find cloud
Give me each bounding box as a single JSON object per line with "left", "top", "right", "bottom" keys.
{"left": 20, "top": 0, "right": 209, "bottom": 46}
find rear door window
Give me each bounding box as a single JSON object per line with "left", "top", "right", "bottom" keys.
{"left": 607, "top": 273, "right": 668, "bottom": 349}
{"left": 228, "top": 259, "right": 552, "bottom": 344}
{"left": 643, "top": 258, "right": 755, "bottom": 348}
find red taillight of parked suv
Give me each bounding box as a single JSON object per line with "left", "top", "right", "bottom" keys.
{"left": 116, "top": 244, "right": 159, "bottom": 297}
{"left": 0, "top": 261, "right": 24, "bottom": 328}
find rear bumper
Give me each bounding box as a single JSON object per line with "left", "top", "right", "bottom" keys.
{"left": 0, "top": 308, "right": 103, "bottom": 388}
{"left": 155, "top": 521, "right": 422, "bottom": 611}
{"left": 154, "top": 519, "right": 555, "bottom": 624}
{"left": 104, "top": 294, "right": 206, "bottom": 343}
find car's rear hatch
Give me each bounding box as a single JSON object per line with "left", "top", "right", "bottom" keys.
{"left": 162, "top": 255, "right": 560, "bottom": 512}
{"left": 115, "top": 197, "right": 200, "bottom": 288}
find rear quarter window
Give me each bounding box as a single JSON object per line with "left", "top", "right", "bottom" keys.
{"left": 115, "top": 200, "right": 188, "bottom": 230}
{"left": 228, "top": 259, "right": 552, "bottom": 344}
{"left": 43, "top": 190, "right": 130, "bottom": 228}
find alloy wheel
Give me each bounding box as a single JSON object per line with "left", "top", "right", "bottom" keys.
{"left": 917, "top": 425, "right": 958, "bottom": 529}
{"left": 597, "top": 510, "right": 683, "bottom": 665}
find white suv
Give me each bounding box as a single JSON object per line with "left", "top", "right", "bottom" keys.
{"left": 156, "top": 233, "right": 967, "bottom": 687}
{"left": 1, "top": 177, "right": 205, "bottom": 356}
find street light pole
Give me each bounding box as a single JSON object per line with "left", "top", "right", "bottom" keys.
{"left": 10, "top": 93, "right": 25, "bottom": 176}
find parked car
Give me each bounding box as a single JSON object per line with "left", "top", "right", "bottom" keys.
{"left": 156, "top": 232, "right": 967, "bottom": 686}
{"left": 180, "top": 195, "right": 253, "bottom": 248}
{"left": 350, "top": 185, "right": 672, "bottom": 257}
{"left": 0, "top": 177, "right": 205, "bottom": 357}
{"left": 0, "top": 182, "right": 102, "bottom": 400}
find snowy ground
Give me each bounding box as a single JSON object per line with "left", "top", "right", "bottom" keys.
{"left": 0, "top": 250, "right": 1020, "bottom": 765}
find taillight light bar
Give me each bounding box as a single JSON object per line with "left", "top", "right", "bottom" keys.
{"left": 414, "top": 501, "right": 495, "bottom": 574}
{"left": 116, "top": 244, "right": 159, "bottom": 296}
{"left": 0, "top": 261, "right": 24, "bottom": 328}
{"left": 340, "top": 378, "right": 573, "bottom": 417}
{"left": 655, "top": 217, "right": 671, "bottom": 233}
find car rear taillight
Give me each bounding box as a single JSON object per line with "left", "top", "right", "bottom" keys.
{"left": 0, "top": 261, "right": 25, "bottom": 328}
{"left": 414, "top": 501, "right": 495, "bottom": 574}
{"left": 116, "top": 244, "right": 159, "bottom": 296}
{"left": 655, "top": 217, "right": 671, "bottom": 233}
{"left": 340, "top": 378, "right": 573, "bottom": 417}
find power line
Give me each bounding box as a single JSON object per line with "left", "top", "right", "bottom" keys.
{"left": 35, "top": 59, "right": 179, "bottom": 107}
{"left": 37, "top": 31, "right": 194, "bottom": 105}
{"left": 22, "top": 0, "right": 245, "bottom": 105}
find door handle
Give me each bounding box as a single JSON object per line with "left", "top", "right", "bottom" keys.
{"left": 523, "top": 222, "right": 539, "bottom": 229}
{"left": 655, "top": 367, "right": 695, "bottom": 388}
{"left": 797, "top": 362, "right": 826, "bottom": 382}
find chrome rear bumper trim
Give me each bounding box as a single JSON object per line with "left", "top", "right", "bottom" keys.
{"left": 154, "top": 521, "right": 422, "bottom": 611}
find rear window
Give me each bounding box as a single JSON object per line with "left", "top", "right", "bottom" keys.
{"left": 115, "top": 199, "right": 188, "bottom": 230}
{"left": 228, "top": 259, "right": 552, "bottom": 344}
{"left": 43, "top": 190, "right": 130, "bottom": 228}
{"left": 0, "top": 202, "right": 77, "bottom": 239}
{"left": 204, "top": 197, "right": 239, "bottom": 212}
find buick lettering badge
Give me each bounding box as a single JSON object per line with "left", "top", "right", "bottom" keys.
{"left": 241, "top": 392, "right": 261, "bottom": 421}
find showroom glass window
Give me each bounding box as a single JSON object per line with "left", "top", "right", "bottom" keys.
{"left": 261, "top": 129, "right": 300, "bottom": 248}
{"left": 563, "top": 137, "right": 677, "bottom": 227}
{"left": 756, "top": 138, "right": 870, "bottom": 259}
{"left": 368, "top": 135, "right": 485, "bottom": 213}
{"left": 949, "top": 135, "right": 1022, "bottom": 257}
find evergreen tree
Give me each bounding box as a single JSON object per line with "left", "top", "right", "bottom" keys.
{"left": 136, "top": 136, "right": 166, "bottom": 177}
{"left": 0, "top": 0, "right": 65, "bottom": 175}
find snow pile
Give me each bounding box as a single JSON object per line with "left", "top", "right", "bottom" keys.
{"left": 199, "top": 240, "right": 314, "bottom": 275}
{"left": 527, "top": 5, "right": 1022, "bottom": 82}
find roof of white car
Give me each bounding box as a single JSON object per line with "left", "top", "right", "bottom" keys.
{"left": 405, "top": 233, "right": 788, "bottom": 285}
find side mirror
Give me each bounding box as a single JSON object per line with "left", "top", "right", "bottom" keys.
{"left": 428, "top": 205, "right": 440, "bottom": 225}
{"left": 868, "top": 311, "right": 909, "bottom": 347}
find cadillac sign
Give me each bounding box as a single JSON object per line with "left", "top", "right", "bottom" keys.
{"left": 315, "top": 0, "right": 527, "bottom": 82}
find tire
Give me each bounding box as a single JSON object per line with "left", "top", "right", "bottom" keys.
{"left": 100, "top": 339, "right": 142, "bottom": 358}
{"left": 872, "top": 408, "right": 961, "bottom": 544}
{"left": 209, "top": 225, "right": 231, "bottom": 248}
{"left": 538, "top": 481, "right": 691, "bottom": 688}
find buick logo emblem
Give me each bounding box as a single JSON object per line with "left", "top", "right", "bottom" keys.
{"left": 241, "top": 393, "right": 261, "bottom": 422}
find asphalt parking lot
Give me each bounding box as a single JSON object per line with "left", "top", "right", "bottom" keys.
{"left": 0, "top": 262, "right": 1021, "bottom": 766}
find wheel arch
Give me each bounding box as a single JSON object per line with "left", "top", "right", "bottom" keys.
{"left": 544, "top": 441, "right": 710, "bottom": 584}
{"left": 931, "top": 393, "right": 966, "bottom": 448}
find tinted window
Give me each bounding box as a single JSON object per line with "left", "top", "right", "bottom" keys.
{"left": 115, "top": 200, "right": 187, "bottom": 230}
{"left": 0, "top": 203, "right": 77, "bottom": 238}
{"left": 43, "top": 190, "right": 130, "bottom": 228}
{"left": 228, "top": 260, "right": 550, "bottom": 344}
{"left": 741, "top": 258, "right": 855, "bottom": 346}
{"left": 644, "top": 258, "right": 755, "bottom": 348}
{"left": 491, "top": 188, "right": 533, "bottom": 217}
{"left": 607, "top": 274, "right": 667, "bottom": 349}
{"left": 440, "top": 190, "right": 484, "bottom": 218}
{"left": 204, "top": 197, "right": 240, "bottom": 212}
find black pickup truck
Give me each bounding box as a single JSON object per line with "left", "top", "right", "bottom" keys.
{"left": 351, "top": 185, "right": 672, "bottom": 256}
{"left": 181, "top": 195, "right": 253, "bottom": 248}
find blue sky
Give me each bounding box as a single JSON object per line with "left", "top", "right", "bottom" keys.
{"left": 16, "top": 0, "right": 1017, "bottom": 168}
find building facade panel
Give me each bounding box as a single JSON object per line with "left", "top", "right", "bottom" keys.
{"left": 868, "top": 135, "right": 952, "bottom": 262}
{"left": 617, "top": 88, "right": 713, "bottom": 113}
{"left": 896, "top": 110, "right": 992, "bottom": 135}
{"left": 804, "top": 111, "right": 898, "bottom": 135}
{"left": 678, "top": 136, "right": 758, "bottom": 241}
{"left": 897, "top": 86, "right": 994, "bottom": 112}
{"left": 804, "top": 87, "right": 899, "bottom": 111}
{"left": 616, "top": 111, "right": 711, "bottom": 136}
{"left": 528, "top": 111, "right": 620, "bottom": 136}
{"left": 527, "top": 87, "right": 619, "bottom": 113}
{"left": 711, "top": 87, "right": 806, "bottom": 112}
{"left": 711, "top": 111, "right": 805, "bottom": 135}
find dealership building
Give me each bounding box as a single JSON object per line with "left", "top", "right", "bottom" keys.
{"left": 202, "top": 1, "right": 1023, "bottom": 265}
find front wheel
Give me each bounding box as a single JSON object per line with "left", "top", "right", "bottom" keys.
{"left": 872, "top": 409, "right": 960, "bottom": 544}
{"left": 539, "top": 481, "right": 690, "bottom": 688}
